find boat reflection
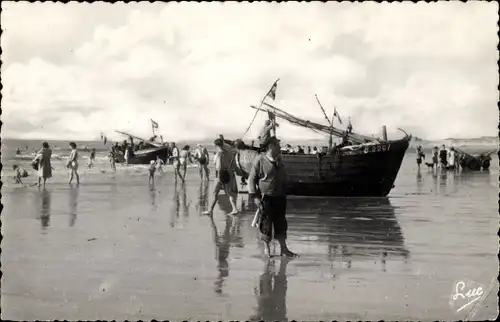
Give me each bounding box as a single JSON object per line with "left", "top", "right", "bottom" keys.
{"left": 249, "top": 258, "right": 290, "bottom": 322}
{"left": 285, "top": 197, "right": 409, "bottom": 264}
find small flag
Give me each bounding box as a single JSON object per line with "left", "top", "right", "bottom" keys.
{"left": 151, "top": 119, "right": 159, "bottom": 129}
{"left": 266, "top": 81, "right": 278, "bottom": 100}
{"left": 333, "top": 107, "right": 342, "bottom": 124}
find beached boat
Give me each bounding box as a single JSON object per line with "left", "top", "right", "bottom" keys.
{"left": 113, "top": 130, "right": 170, "bottom": 165}
{"left": 224, "top": 103, "right": 411, "bottom": 197}
{"left": 456, "top": 148, "right": 495, "bottom": 171}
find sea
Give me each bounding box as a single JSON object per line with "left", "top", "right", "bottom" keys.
{"left": 1, "top": 138, "right": 498, "bottom": 321}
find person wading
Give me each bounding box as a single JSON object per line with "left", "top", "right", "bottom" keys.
{"left": 439, "top": 145, "right": 448, "bottom": 169}
{"left": 248, "top": 137, "right": 297, "bottom": 258}
{"left": 33, "top": 141, "right": 53, "bottom": 188}
{"left": 194, "top": 144, "right": 210, "bottom": 180}
{"left": 202, "top": 138, "right": 239, "bottom": 216}
{"left": 170, "top": 142, "right": 183, "bottom": 182}
{"left": 67, "top": 142, "right": 80, "bottom": 185}
{"left": 416, "top": 145, "right": 425, "bottom": 170}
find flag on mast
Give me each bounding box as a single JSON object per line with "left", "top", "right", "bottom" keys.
{"left": 151, "top": 119, "right": 159, "bottom": 129}
{"left": 333, "top": 107, "right": 342, "bottom": 124}
{"left": 266, "top": 80, "right": 278, "bottom": 100}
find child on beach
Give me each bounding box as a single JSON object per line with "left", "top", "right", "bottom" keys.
{"left": 12, "top": 164, "right": 28, "bottom": 184}
{"left": 149, "top": 160, "right": 156, "bottom": 186}
{"left": 88, "top": 148, "right": 96, "bottom": 169}
{"left": 155, "top": 156, "right": 164, "bottom": 174}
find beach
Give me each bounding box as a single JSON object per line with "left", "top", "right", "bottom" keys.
{"left": 1, "top": 146, "right": 498, "bottom": 321}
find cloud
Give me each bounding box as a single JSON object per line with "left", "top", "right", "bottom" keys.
{"left": 1, "top": 2, "right": 498, "bottom": 142}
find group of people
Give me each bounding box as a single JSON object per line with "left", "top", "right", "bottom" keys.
{"left": 13, "top": 141, "right": 81, "bottom": 188}
{"left": 416, "top": 144, "right": 460, "bottom": 171}
{"left": 13, "top": 130, "right": 298, "bottom": 258}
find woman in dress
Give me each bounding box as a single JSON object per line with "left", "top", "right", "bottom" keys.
{"left": 67, "top": 142, "right": 80, "bottom": 185}
{"left": 33, "top": 142, "right": 52, "bottom": 188}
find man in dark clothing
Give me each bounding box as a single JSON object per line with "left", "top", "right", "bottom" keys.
{"left": 439, "top": 145, "right": 448, "bottom": 168}
{"left": 248, "top": 137, "right": 297, "bottom": 258}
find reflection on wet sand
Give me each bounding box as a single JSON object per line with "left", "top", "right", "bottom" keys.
{"left": 39, "top": 189, "right": 51, "bottom": 230}
{"left": 209, "top": 195, "right": 245, "bottom": 295}
{"left": 285, "top": 197, "right": 409, "bottom": 265}
{"left": 69, "top": 187, "right": 79, "bottom": 227}
{"left": 249, "top": 258, "right": 290, "bottom": 322}
{"left": 196, "top": 180, "right": 210, "bottom": 213}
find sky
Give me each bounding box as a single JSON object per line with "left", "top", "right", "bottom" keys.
{"left": 1, "top": 2, "right": 498, "bottom": 142}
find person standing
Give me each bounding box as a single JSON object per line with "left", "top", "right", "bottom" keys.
{"left": 416, "top": 145, "right": 425, "bottom": 170}
{"left": 432, "top": 146, "right": 439, "bottom": 170}
{"left": 88, "top": 148, "right": 96, "bottom": 169}
{"left": 33, "top": 142, "right": 53, "bottom": 188}
{"left": 67, "top": 142, "right": 80, "bottom": 185}
{"left": 439, "top": 145, "right": 448, "bottom": 169}
{"left": 258, "top": 119, "right": 278, "bottom": 151}
{"left": 194, "top": 144, "right": 210, "bottom": 180}
{"left": 448, "top": 147, "right": 456, "bottom": 171}
{"left": 170, "top": 142, "right": 183, "bottom": 182}
{"left": 155, "top": 155, "right": 164, "bottom": 175}
{"left": 248, "top": 137, "right": 297, "bottom": 258}
{"left": 202, "top": 138, "right": 239, "bottom": 216}
{"left": 148, "top": 160, "right": 156, "bottom": 186}
{"left": 179, "top": 145, "right": 191, "bottom": 182}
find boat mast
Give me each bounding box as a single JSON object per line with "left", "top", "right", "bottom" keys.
{"left": 250, "top": 103, "right": 378, "bottom": 145}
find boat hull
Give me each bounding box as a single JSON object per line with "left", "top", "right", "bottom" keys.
{"left": 114, "top": 146, "right": 170, "bottom": 165}
{"left": 232, "top": 138, "right": 410, "bottom": 197}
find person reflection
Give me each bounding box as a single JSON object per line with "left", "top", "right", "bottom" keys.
{"left": 40, "top": 189, "right": 51, "bottom": 229}
{"left": 249, "top": 259, "right": 290, "bottom": 322}
{"left": 69, "top": 186, "right": 79, "bottom": 227}
{"left": 170, "top": 186, "right": 180, "bottom": 228}
{"left": 179, "top": 184, "right": 190, "bottom": 218}
{"left": 197, "top": 180, "right": 210, "bottom": 213}
{"left": 210, "top": 214, "right": 232, "bottom": 295}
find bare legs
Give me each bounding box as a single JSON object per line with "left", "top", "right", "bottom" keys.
{"left": 199, "top": 164, "right": 210, "bottom": 180}
{"left": 174, "top": 163, "right": 185, "bottom": 183}
{"left": 69, "top": 169, "right": 80, "bottom": 185}
{"left": 202, "top": 182, "right": 238, "bottom": 216}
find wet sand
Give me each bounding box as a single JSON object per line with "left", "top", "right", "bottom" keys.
{"left": 1, "top": 154, "right": 498, "bottom": 321}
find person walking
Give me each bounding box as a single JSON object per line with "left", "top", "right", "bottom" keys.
{"left": 33, "top": 142, "right": 53, "bottom": 188}
{"left": 88, "top": 148, "right": 96, "bottom": 169}
{"left": 247, "top": 137, "right": 297, "bottom": 258}
{"left": 194, "top": 144, "right": 210, "bottom": 180}
{"left": 67, "top": 142, "right": 80, "bottom": 185}
{"left": 202, "top": 138, "right": 239, "bottom": 216}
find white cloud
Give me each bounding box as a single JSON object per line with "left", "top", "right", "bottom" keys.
{"left": 1, "top": 2, "right": 498, "bottom": 142}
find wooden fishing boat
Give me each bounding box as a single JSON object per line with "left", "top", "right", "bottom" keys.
{"left": 224, "top": 103, "right": 411, "bottom": 197}
{"left": 113, "top": 130, "right": 170, "bottom": 165}
{"left": 455, "top": 147, "right": 495, "bottom": 171}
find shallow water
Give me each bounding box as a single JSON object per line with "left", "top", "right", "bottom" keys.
{"left": 1, "top": 152, "right": 498, "bottom": 321}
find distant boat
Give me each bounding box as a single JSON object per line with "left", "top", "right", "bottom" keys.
{"left": 223, "top": 103, "right": 411, "bottom": 197}
{"left": 113, "top": 130, "right": 170, "bottom": 165}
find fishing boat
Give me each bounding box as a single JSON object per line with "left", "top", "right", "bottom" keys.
{"left": 455, "top": 147, "right": 494, "bottom": 171}
{"left": 112, "top": 130, "right": 170, "bottom": 165}
{"left": 224, "top": 102, "right": 411, "bottom": 197}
